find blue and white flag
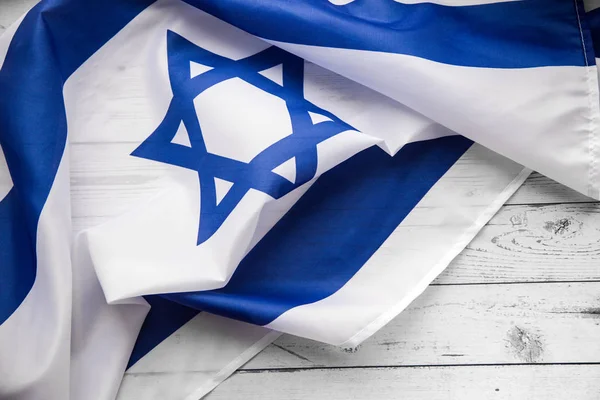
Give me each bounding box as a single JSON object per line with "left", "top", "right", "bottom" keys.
{"left": 1, "top": 0, "right": 599, "bottom": 399}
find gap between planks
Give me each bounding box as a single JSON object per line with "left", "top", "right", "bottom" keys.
{"left": 207, "top": 364, "right": 600, "bottom": 400}
{"left": 244, "top": 282, "right": 600, "bottom": 370}
{"left": 238, "top": 362, "right": 600, "bottom": 373}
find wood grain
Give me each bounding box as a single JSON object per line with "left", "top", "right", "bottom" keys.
{"left": 245, "top": 282, "right": 600, "bottom": 370}
{"left": 438, "top": 203, "right": 600, "bottom": 284}
{"left": 207, "top": 364, "right": 600, "bottom": 400}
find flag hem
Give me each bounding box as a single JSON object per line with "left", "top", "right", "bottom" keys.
{"left": 338, "top": 166, "right": 533, "bottom": 348}
{"left": 182, "top": 329, "right": 282, "bottom": 400}
{"left": 575, "top": 0, "right": 600, "bottom": 199}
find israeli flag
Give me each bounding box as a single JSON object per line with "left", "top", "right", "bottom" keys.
{"left": 1, "top": 0, "right": 598, "bottom": 399}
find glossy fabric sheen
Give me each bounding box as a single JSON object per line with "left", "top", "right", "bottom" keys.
{"left": 185, "top": 0, "right": 591, "bottom": 68}
{"left": 0, "top": 0, "right": 155, "bottom": 323}
{"left": 0, "top": 0, "right": 597, "bottom": 398}
{"left": 166, "top": 136, "right": 472, "bottom": 326}
{"left": 0, "top": 0, "right": 592, "bottom": 334}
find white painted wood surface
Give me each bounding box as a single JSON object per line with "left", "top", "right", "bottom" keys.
{"left": 2, "top": 2, "right": 600, "bottom": 399}
{"left": 209, "top": 185, "right": 600, "bottom": 399}
{"left": 207, "top": 365, "right": 600, "bottom": 400}
{"left": 246, "top": 282, "right": 600, "bottom": 368}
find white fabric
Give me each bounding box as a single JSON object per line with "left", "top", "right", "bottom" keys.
{"left": 0, "top": 150, "right": 71, "bottom": 399}
{"left": 61, "top": 3, "right": 286, "bottom": 399}
{"left": 1, "top": 0, "right": 591, "bottom": 399}
{"left": 119, "top": 314, "right": 279, "bottom": 400}
{"left": 0, "top": 8, "right": 70, "bottom": 398}
{"left": 64, "top": 0, "right": 531, "bottom": 349}
{"left": 268, "top": 41, "right": 600, "bottom": 200}
{"left": 267, "top": 144, "right": 529, "bottom": 345}
{"left": 70, "top": 235, "right": 149, "bottom": 400}
{"left": 59, "top": 2, "right": 532, "bottom": 397}
{"left": 65, "top": 0, "right": 465, "bottom": 304}
{"left": 0, "top": 4, "right": 280, "bottom": 400}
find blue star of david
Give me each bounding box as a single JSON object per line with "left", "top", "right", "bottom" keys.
{"left": 132, "top": 30, "right": 355, "bottom": 245}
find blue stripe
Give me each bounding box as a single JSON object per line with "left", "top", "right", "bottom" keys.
{"left": 127, "top": 296, "right": 199, "bottom": 368}
{"left": 585, "top": 5, "right": 600, "bottom": 57}
{"left": 0, "top": 190, "right": 35, "bottom": 323}
{"left": 0, "top": 0, "right": 199, "bottom": 370}
{"left": 165, "top": 136, "right": 472, "bottom": 326}
{"left": 0, "top": 0, "right": 154, "bottom": 323}
{"left": 184, "top": 0, "right": 588, "bottom": 69}
{"left": 0, "top": 3, "right": 66, "bottom": 323}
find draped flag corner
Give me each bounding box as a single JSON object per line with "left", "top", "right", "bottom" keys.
{"left": 1, "top": 0, "right": 599, "bottom": 399}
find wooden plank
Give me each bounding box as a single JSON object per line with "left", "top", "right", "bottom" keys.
{"left": 245, "top": 282, "right": 600, "bottom": 369}
{"left": 206, "top": 364, "right": 600, "bottom": 400}
{"left": 0, "top": 0, "right": 37, "bottom": 35}
{"left": 437, "top": 203, "right": 600, "bottom": 284}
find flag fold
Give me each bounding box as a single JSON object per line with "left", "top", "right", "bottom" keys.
{"left": 0, "top": 0, "right": 598, "bottom": 399}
